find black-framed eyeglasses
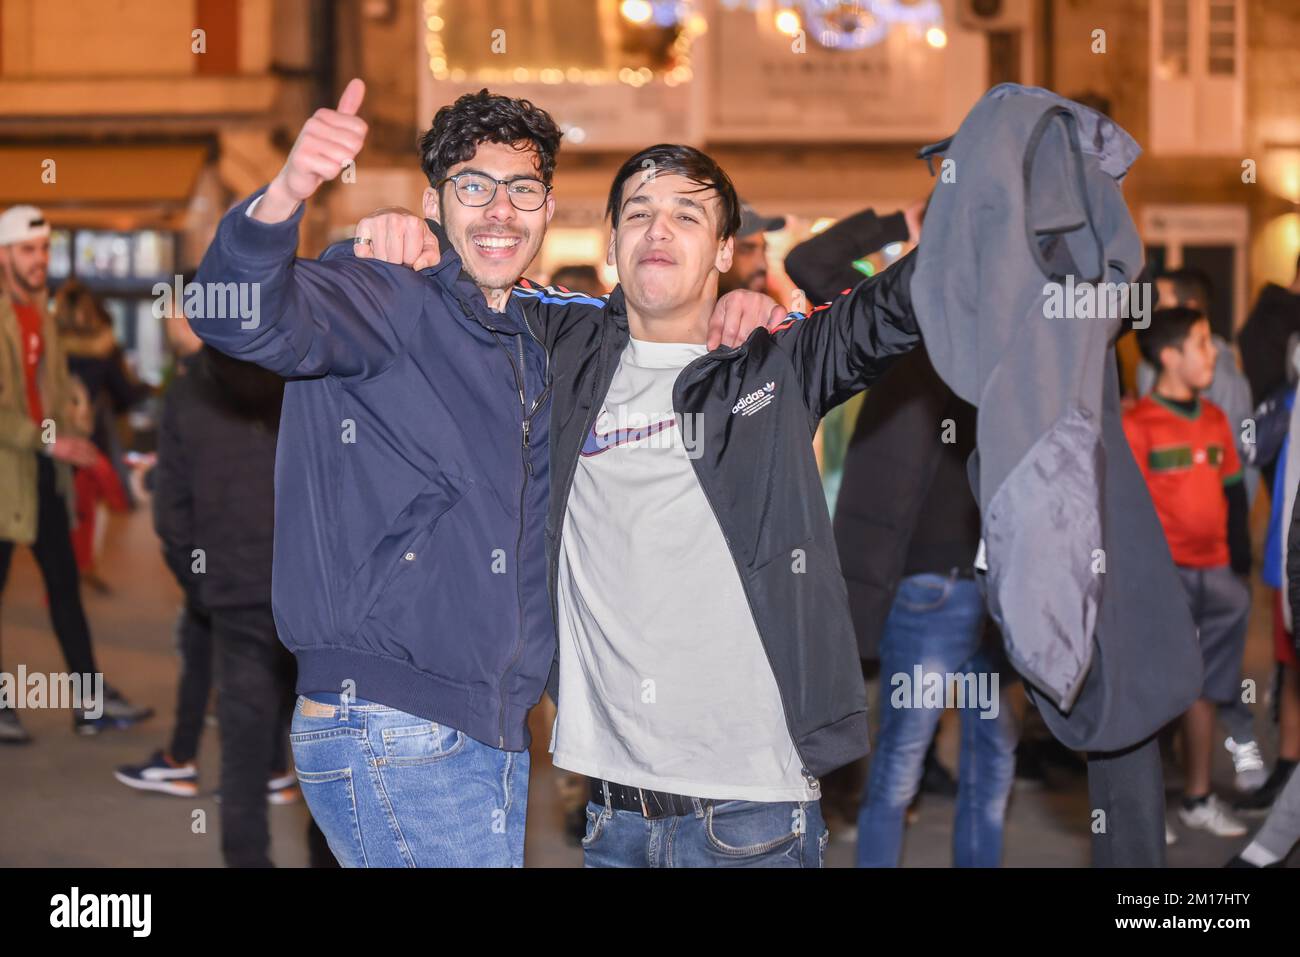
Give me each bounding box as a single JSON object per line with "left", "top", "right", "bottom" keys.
{"left": 435, "top": 172, "right": 552, "bottom": 212}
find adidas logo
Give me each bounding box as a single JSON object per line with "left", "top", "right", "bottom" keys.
{"left": 732, "top": 382, "right": 776, "bottom": 416}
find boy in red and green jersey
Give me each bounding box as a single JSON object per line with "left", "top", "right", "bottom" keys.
{"left": 1124, "top": 306, "right": 1254, "bottom": 840}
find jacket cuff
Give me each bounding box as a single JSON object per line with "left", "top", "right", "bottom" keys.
{"left": 221, "top": 186, "right": 306, "bottom": 262}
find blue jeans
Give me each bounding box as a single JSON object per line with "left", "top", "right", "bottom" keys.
{"left": 856, "top": 573, "right": 1018, "bottom": 867}
{"left": 289, "top": 693, "right": 528, "bottom": 867}
{"left": 583, "top": 791, "right": 827, "bottom": 868}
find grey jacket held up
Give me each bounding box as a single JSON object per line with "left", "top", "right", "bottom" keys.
{"left": 911, "top": 84, "right": 1202, "bottom": 751}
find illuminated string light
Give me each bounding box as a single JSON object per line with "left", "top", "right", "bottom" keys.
{"left": 425, "top": 0, "right": 701, "bottom": 88}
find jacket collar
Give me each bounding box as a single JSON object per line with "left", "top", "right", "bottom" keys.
{"left": 418, "top": 217, "right": 530, "bottom": 336}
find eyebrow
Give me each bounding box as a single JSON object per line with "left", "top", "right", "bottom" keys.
{"left": 621, "top": 194, "right": 708, "bottom": 216}
{"left": 449, "top": 167, "right": 543, "bottom": 182}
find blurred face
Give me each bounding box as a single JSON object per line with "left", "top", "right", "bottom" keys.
{"left": 423, "top": 140, "right": 554, "bottom": 297}
{"left": 0, "top": 237, "right": 50, "bottom": 299}
{"left": 608, "top": 172, "right": 732, "bottom": 319}
{"left": 1162, "top": 318, "right": 1218, "bottom": 392}
{"left": 720, "top": 233, "right": 768, "bottom": 294}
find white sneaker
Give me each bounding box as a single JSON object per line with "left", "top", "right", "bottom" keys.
{"left": 1178, "top": 795, "right": 1248, "bottom": 837}
{"left": 1165, "top": 822, "right": 1178, "bottom": 845}
{"left": 1225, "top": 738, "right": 1267, "bottom": 792}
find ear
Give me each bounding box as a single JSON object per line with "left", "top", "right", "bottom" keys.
{"left": 715, "top": 235, "right": 735, "bottom": 274}
{"left": 606, "top": 228, "right": 617, "bottom": 267}
{"left": 423, "top": 186, "right": 441, "bottom": 224}
{"left": 544, "top": 192, "right": 555, "bottom": 225}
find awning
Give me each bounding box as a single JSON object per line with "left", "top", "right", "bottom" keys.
{"left": 0, "top": 144, "right": 209, "bottom": 207}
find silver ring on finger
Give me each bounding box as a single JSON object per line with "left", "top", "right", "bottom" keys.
{"left": 353, "top": 237, "right": 373, "bottom": 247}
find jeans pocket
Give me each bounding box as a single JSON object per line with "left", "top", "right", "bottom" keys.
{"left": 704, "top": 801, "right": 801, "bottom": 858}
{"left": 293, "top": 766, "right": 365, "bottom": 867}
{"left": 894, "top": 573, "right": 953, "bottom": 613}
{"left": 581, "top": 801, "right": 609, "bottom": 849}
{"left": 379, "top": 721, "right": 464, "bottom": 766}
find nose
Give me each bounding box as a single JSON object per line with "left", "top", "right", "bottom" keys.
{"left": 482, "top": 186, "right": 518, "bottom": 223}
{"left": 645, "top": 210, "right": 673, "bottom": 243}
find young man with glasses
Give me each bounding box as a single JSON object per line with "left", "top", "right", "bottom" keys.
{"left": 190, "top": 81, "right": 782, "bottom": 867}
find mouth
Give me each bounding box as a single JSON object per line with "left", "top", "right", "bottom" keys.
{"left": 470, "top": 234, "right": 524, "bottom": 259}
{"left": 639, "top": 252, "right": 676, "bottom": 266}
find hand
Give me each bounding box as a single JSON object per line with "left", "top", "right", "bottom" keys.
{"left": 354, "top": 207, "right": 442, "bottom": 271}
{"left": 708, "top": 289, "right": 791, "bottom": 350}
{"left": 903, "top": 199, "right": 925, "bottom": 245}
{"left": 48, "top": 436, "right": 99, "bottom": 468}
{"left": 256, "top": 78, "right": 368, "bottom": 223}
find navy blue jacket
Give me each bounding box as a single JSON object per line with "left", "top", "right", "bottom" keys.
{"left": 192, "top": 189, "right": 559, "bottom": 750}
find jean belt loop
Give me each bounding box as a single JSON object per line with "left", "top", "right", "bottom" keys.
{"left": 338, "top": 691, "right": 349, "bottom": 723}
{"left": 691, "top": 796, "right": 705, "bottom": 819}
{"left": 601, "top": 779, "right": 612, "bottom": 816}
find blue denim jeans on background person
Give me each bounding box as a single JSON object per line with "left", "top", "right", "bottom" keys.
{"left": 289, "top": 692, "right": 528, "bottom": 867}
{"left": 582, "top": 790, "right": 827, "bottom": 868}
{"left": 857, "top": 572, "right": 1018, "bottom": 867}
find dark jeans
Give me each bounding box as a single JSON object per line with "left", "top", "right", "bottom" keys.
{"left": 1087, "top": 734, "right": 1167, "bottom": 867}
{"left": 168, "top": 601, "right": 213, "bottom": 765}
{"left": 212, "top": 605, "right": 295, "bottom": 867}
{"left": 0, "top": 455, "right": 98, "bottom": 677}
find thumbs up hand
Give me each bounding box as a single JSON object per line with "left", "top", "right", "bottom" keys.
{"left": 255, "top": 78, "right": 368, "bottom": 223}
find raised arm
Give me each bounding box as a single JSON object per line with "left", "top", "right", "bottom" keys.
{"left": 190, "top": 79, "right": 422, "bottom": 380}
{"left": 768, "top": 247, "right": 920, "bottom": 422}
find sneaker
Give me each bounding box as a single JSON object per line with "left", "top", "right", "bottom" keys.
{"left": 0, "top": 704, "right": 31, "bottom": 745}
{"left": 1234, "top": 762, "right": 1297, "bottom": 815}
{"left": 267, "top": 772, "right": 301, "bottom": 805}
{"left": 1166, "top": 822, "right": 1178, "bottom": 846}
{"left": 1178, "top": 795, "right": 1248, "bottom": 837}
{"left": 100, "top": 685, "right": 155, "bottom": 725}
{"left": 216, "top": 774, "right": 302, "bottom": 805}
{"left": 1225, "top": 738, "right": 1267, "bottom": 792}
{"left": 113, "top": 750, "right": 199, "bottom": 797}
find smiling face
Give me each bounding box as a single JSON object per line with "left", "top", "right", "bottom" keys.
{"left": 608, "top": 172, "right": 733, "bottom": 322}
{"left": 423, "top": 140, "right": 554, "bottom": 302}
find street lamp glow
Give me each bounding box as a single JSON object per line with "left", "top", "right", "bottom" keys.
{"left": 775, "top": 9, "right": 802, "bottom": 36}
{"left": 621, "top": 0, "right": 653, "bottom": 24}
{"left": 926, "top": 26, "right": 947, "bottom": 48}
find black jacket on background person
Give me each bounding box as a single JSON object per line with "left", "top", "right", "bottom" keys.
{"left": 787, "top": 209, "right": 980, "bottom": 662}
{"left": 527, "top": 251, "right": 920, "bottom": 781}
{"left": 783, "top": 208, "right": 910, "bottom": 304}
{"left": 152, "top": 347, "right": 282, "bottom": 610}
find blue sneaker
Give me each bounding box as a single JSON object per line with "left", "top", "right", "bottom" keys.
{"left": 113, "top": 749, "right": 199, "bottom": 797}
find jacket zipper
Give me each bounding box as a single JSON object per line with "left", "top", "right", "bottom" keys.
{"left": 673, "top": 356, "right": 820, "bottom": 793}
{"left": 489, "top": 320, "right": 550, "bottom": 748}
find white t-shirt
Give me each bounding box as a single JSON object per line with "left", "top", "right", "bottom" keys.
{"left": 551, "top": 336, "right": 817, "bottom": 802}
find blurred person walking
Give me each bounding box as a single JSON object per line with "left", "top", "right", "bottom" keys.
{"left": 53, "top": 280, "right": 151, "bottom": 589}
{"left": 136, "top": 341, "right": 298, "bottom": 866}
{"left": 0, "top": 204, "right": 151, "bottom": 743}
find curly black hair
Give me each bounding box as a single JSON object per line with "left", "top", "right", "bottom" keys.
{"left": 419, "top": 89, "right": 562, "bottom": 190}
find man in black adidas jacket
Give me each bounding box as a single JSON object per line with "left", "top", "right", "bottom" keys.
{"left": 359, "top": 144, "right": 918, "bottom": 866}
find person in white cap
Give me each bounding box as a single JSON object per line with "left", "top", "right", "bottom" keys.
{"left": 0, "top": 204, "right": 152, "bottom": 741}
